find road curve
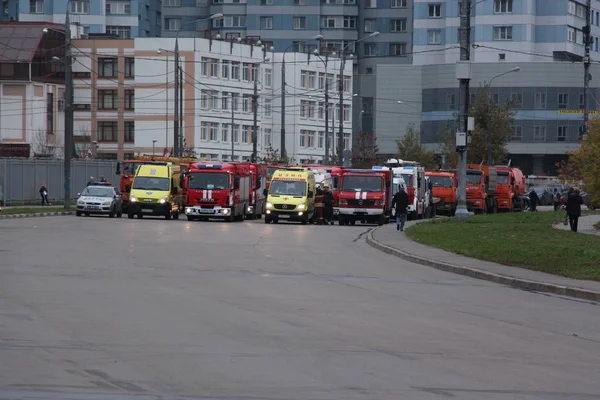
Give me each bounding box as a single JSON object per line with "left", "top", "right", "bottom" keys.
{"left": 0, "top": 216, "right": 599, "bottom": 400}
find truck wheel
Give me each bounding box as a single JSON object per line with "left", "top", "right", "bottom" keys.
{"left": 173, "top": 210, "right": 179, "bottom": 220}
{"left": 264, "top": 216, "right": 270, "bottom": 224}
{"left": 165, "top": 211, "right": 172, "bottom": 220}
{"left": 138, "top": 213, "right": 143, "bottom": 219}
{"left": 187, "top": 215, "right": 195, "bottom": 221}
{"left": 350, "top": 220, "right": 356, "bottom": 226}
{"left": 76, "top": 211, "right": 82, "bottom": 217}
{"left": 127, "top": 212, "right": 134, "bottom": 219}
{"left": 378, "top": 215, "right": 385, "bottom": 226}
{"left": 338, "top": 215, "right": 345, "bottom": 226}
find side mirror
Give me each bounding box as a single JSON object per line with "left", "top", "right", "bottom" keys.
{"left": 308, "top": 191, "right": 314, "bottom": 198}
{"left": 263, "top": 188, "right": 268, "bottom": 196}
{"left": 428, "top": 182, "right": 433, "bottom": 190}
{"left": 115, "top": 162, "right": 121, "bottom": 175}
{"left": 76, "top": 192, "right": 81, "bottom": 197}
{"left": 125, "top": 184, "right": 131, "bottom": 192}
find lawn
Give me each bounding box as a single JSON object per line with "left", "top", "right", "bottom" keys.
{"left": 1, "top": 207, "right": 73, "bottom": 216}
{"left": 406, "top": 212, "right": 600, "bottom": 281}
{"left": 595, "top": 221, "right": 600, "bottom": 231}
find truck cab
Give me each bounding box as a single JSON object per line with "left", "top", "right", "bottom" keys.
{"left": 338, "top": 169, "right": 392, "bottom": 226}
{"left": 426, "top": 171, "right": 457, "bottom": 216}
{"left": 246, "top": 163, "right": 267, "bottom": 220}
{"left": 465, "top": 164, "right": 498, "bottom": 214}
{"left": 495, "top": 166, "right": 528, "bottom": 212}
{"left": 265, "top": 168, "right": 315, "bottom": 224}
{"left": 128, "top": 164, "right": 182, "bottom": 220}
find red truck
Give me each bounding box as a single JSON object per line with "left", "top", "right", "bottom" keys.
{"left": 495, "top": 165, "right": 528, "bottom": 212}
{"left": 303, "top": 165, "right": 345, "bottom": 218}
{"left": 337, "top": 169, "right": 393, "bottom": 226}
{"left": 246, "top": 163, "right": 267, "bottom": 220}
{"left": 465, "top": 164, "right": 498, "bottom": 214}
{"left": 425, "top": 170, "right": 457, "bottom": 216}
{"left": 182, "top": 162, "right": 250, "bottom": 222}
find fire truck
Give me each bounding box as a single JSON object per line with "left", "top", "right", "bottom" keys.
{"left": 303, "top": 165, "right": 345, "bottom": 217}
{"left": 246, "top": 163, "right": 267, "bottom": 220}
{"left": 266, "top": 164, "right": 285, "bottom": 191}
{"left": 182, "top": 162, "right": 250, "bottom": 222}
{"left": 337, "top": 168, "right": 393, "bottom": 226}
{"left": 115, "top": 156, "right": 197, "bottom": 212}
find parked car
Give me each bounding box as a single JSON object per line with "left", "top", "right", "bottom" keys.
{"left": 76, "top": 183, "right": 123, "bottom": 218}
{"left": 530, "top": 186, "right": 553, "bottom": 205}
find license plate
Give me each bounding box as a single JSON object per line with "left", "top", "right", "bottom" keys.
{"left": 199, "top": 209, "right": 213, "bottom": 214}
{"left": 142, "top": 208, "right": 153, "bottom": 213}
{"left": 278, "top": 214, "right": 291, "bottom": 218}
{"left": 86, "top": 206, "right": 100, "bottom": 210}
{"left": 354, "top": 209, "right": 367, "bottom": 214}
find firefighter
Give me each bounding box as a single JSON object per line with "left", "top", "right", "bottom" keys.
{"left": 314, "top": 187, "right": 325, "bottom": 225}
{"left": 323, "top": 184, "right": 335, "bottom": 225}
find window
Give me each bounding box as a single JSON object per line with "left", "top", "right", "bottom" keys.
{"left": 558, "top": 126, "right": 567, "bottom": 142}
{"left": 534, "top": 126, "right": 546, "bottom": 142}
{"left": 364, "top": 0, "right": 377, "bottom": 8}
{"left": 200, "top": 122, "right": 208, "bottom": 141}
{"left": 391, "top": 0, "right": 407, "bottom": 7}
{"left": 210, "top": 123, "right": 219, "bottom": 141}
{"left": 231, "top": 93, "right": 239, "bottom": 111}
{"left": 124, "top": 121, "right": 134, "bottom": 142}
{"left": 344, "top": 16, "right": 357, "bottom": 29}
{"left": 164, "top": 0, "right": 181, "bottom": 5}
{"left": 318, "top": 102, "right": 325, "bottom": 119}
{"left": 535, "top": 92, "right": 546, "bottom": 109}
{"left": 124, "top": 58, "right": 134, "bottom": 78}
{"left": 223, "top": 16, "right": 246, "bottom": 27}
{"left": 106, "top": 1, "right": 131, "bottom": 14}
{"left": 261, "top": 0, "right": 273, "bottom": 4}
{"left": 200, "top": 90, "right": 208, "bottom": 109}
{"left": 494, "top": 0, "right": 512, "bottom": 13}
{"left": 342, "top": 104, "right": 351, "bottom": 122}
{"left": 427, "top": 29, "right": 442, "bottom": 44}
{"left": 493, "top": 26, "right": 513, "bottom": 40}
{"left": 579, "top": 93, "right": 585, "bottom": 109}
{"left": 264, "top": 69, "right": 272, "bottom": 87}
{"left": 260, "top": 16, "right": 273, "bottom": 30}
{"left": 293, "top": 17, "right": 306, "bottom": 30}
{"left": 231, "top": 62, "right": 240, "bottom": 80}
{"left": 558, "top": 93, "right": 568, "bottom": 109}
{"left": 29, "top": 0, "right": 43, "bottom": 13}
{"left": 264, "top": 99, "right": 272, "bottom": 117}
{"left": 428, "top": 4, "right": 441, "bottom": 18}
{"left": 98, "top": 122, "right": 118, "bottom": 142}
{"left": 242, "top": 63, "right": 251, "bottom": 81}
{"left": 389, "top": 43, "right": 407, "bottom": 56}
{"left": 242, "top": 126, "right": 250, "bottom": 143}
{"left": 568, "top": 1, "right": 587, "bottom": 19}
{"left": 46, "top": 93, "right": 53, "bottom": 135}
{"left": 447, "top": 93, "right": 456, "bottom": 110}
{"left": 98, "top": 90, "right": 118, "bottom": 109}
{"left": 511, "top": 125, "right": 522, "bottom": 141}
{"left": 106, "top": 26, "right": 131, "bottom": 39}
{"left": 510, "top": 92, "right": 522, "bottom": 108}
{"left": 124, "top": 89, "right": 134, "bottom": 110}
{"left": 300, "top": 70, "right": 316, "bottom": 88}
{"left": 242, "top": 94, "right": 251, "bottom": 112}
{"left": 390, "top": 19, "right": 406, "bottom": 32}
{"left": 343, "top": 75, "right": 351, "bottom": 93}
{"left": 364, "top": 19, "right": 376, "bottom": 33}
{"left": 568, "top": 26, "right": 577, "bottom": 42}
{"left": 295, "top": 0, "right": 306, "bottom": 4}
{"left": 98, "top": 58, "right": 117, "bottom": 78}
{"left": 364, "top": 43, "right": 377, "bottom": 56}
{"left": 221, "top": 124, "right": 229, "bottom": 142}
{"left": 70, "top": 0, "right": 89, "bottom": 14}
{"left": 208, "top": 90, "right": 219, "bottom": 109}
{"left": 264, "top": 128, "right": 272, "bottom": 147}
{"left": 318, "top": 131, "right": 325, "bottom": 149}
{"left": 232, "top": 124, "right": 240, "bottom": 142}
{"left": 221, "top": 60, "right": 230, "bottom": 78}
{"left": 165, "top": 18, "right": 181, "bottom": 31}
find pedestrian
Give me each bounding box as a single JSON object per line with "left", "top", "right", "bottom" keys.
{"left": 566, "top": 188, "right": 584, "bottom": 232}
{"left": 391, "top": 186, "right": 409, "bottom": 232}
{"left": 529, "top": 188, "right": 539, "bottom": 212}
{"left": 322, "top": 184, "right": 335, "bottom": 225}
{"left": 100, "top": 176, "right": 107, "bottom": 183}
{"left": 39, "top": 183, "right": 49, "bottom": 206}
{"left": 553, "top": 188, "right": 560, "bottom": 211}
{"left": 314, "top": 187, "right": 324, "bottom": 225}
{"left": 87, "top": 176, "right": 95, "bottom": 186}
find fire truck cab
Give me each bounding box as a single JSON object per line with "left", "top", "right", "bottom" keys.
{"left": 337, "top": 169, "right": 393, "bottom": 226}
{"left": 379, "top": 159, "right": 432, "bottom": 220}
{"left": 246, "top": 163, "right": 267, "bottom": 219}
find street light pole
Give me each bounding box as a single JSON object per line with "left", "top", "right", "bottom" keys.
{"left": 251, "top": 58, "right": 270, "bottom": 163}
{"left": 64, "top": 3, "right": 73, "bottom": 209}
{"left": 486, "top": 67, "right": 520, "bottom": 165}
{"left": 280, "top": 35, "right": 323, "bottom": 162}
{"left": 313, "top": 51, "right": 330, "bottom": 164}
{"left": 174, "top": 13, "right": 224, "bottom": 157}
{"left": 231, "top": 95, "right": 235, "bottom": 160}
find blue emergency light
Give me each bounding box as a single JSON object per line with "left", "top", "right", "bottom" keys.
{"left": 325, "top": 169, "right": 332, "bottom": 173}
{"left": 89, "top": 182, "right": 112, "bottom": 186}
{"left": 372, "top": 166, "right": 383, "bottom": 170}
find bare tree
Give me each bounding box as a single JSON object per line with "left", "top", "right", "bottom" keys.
{"left": 74, "top": 125, "right": 95, "bottom": 158}
{"left": 31, "top": 129, "right": 57, "bottom": 158}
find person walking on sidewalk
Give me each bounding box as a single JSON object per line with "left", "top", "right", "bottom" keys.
{"left": 392, "top": 187, "right": 409, "bottom": 232}
{"left": 39, "top": 183, "right": 50, "bottom": 206}
{"left": 566, "top": 188, "right": 584, "bottom": 232}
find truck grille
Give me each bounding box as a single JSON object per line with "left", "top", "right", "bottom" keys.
{"left": 347, "top": 199, "right": 375, "bottom": 207}
{"left": 274, "top": 204, "right": 296, "bottom": 210}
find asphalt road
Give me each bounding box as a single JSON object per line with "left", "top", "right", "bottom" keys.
{"left": 0, "top": 215, "right": 599, "bottom": 400}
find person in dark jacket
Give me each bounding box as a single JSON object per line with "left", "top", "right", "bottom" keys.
{"left": 322, "top": 184, "right": 335, "bottom": 225}
{"left": 39, "top": 184, "right": 49, "bottom": 206}
{"left": 566, "top": 188, "right": 584, "bottom": 232}
{"left": 529, "top": 189, "right": 539, "bottom": 212}
{"left": 391, "top": 187, "right": 410, "bottom": 231}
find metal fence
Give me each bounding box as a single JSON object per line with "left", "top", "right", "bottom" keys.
{"left": 0, "top": 158, "right": 119, "bottom": 205}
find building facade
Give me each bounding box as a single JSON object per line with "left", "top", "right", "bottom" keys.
{"left": 70, "top": 37, "right": 349, "bottom": 162}
{"left": 3, "top": 0, "right": 162, "bottom": 37}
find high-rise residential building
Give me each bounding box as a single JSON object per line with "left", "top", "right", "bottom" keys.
{"left": 2, "top": 0, "right": 162, "bottom": 38}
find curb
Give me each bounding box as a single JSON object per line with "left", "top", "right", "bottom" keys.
{"left": 0, "top": 211, "right": 74, "bottom": 220}
{"left": 366, "top": 226, "right": 600, "bottom": 302}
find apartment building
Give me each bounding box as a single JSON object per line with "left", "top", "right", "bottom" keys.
{"left": 70, "top": 36, "right": 347, "bottom": 162}
{"left": 2, "top": 0, "right": 162, "bottom": 38}
{"left": 0, "top": 22, "right": 65, "bottom": 157}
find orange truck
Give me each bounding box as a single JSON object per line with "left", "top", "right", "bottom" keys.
{"left": 465, "top": 164, "right": 499, "bottom": 214}
{"left": 425, "top": 170, "right": 457, "bottom": 215}
{"left": 495, "top": 165, "right": 529, "bottom": 212}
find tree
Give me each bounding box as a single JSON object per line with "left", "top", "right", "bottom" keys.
{"left": 396, "top": 124, "right": 435, "bottom": 167}
{"left": 560, "top": 120, "right": 600, "bottom": 203}
{"left": 439, "top": 86, "right": 515, "bottom": 165}
{"left": 262, "top": 146, "right": 294, "bottom": 164}
{"left": 352, "top": 131, "right": 379, "bottom": 168}
{"left": 31, "top": 129, "right": 57, "bottom": 158}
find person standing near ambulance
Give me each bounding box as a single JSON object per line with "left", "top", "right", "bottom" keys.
{"left": 323, "top": 184, "right": 334, "bottom": 225}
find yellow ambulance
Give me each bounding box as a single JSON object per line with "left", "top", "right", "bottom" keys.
{"left": 128, "top": 163, "right": 182, "bottom": 219}
{"left": 265, "top": 167, "right": 315, "bottom": 224}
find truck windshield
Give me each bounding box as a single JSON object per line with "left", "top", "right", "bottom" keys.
{"left": 497, "top": 173, "right": 509, "bottom": 184}
{"left": 188, "top": 172, "right": 228, "bottom": 190}
{"left": 466, "top": 173, "right": 482, "bottom": 185}
{"left": 269, "top": 180, "right": 306, "bottom": 196}
{"left": 342, "top": 176, "right": 382, "bottom": 192}
{"left": 132, "top": 177, "right": 170, "bottom": 191}
{"left": 123, "top": 162, "right": 144, "bottom": 175}
{"left": 429, "top": 176, "right": 453, "bottom": 188}
{"left": 401, "top": 174, "right": 413, "bottom": 187}
{"left": 267, "top": 167, "right": 279, "bottom": 179}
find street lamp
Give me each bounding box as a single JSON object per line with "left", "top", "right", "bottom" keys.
{"left": 330, "top": 93, "right": 357, "bottom": 161}
{"left": 251, "top": 58, "right": 270, "bottom": 163}
{"left": 336, "top": 32, "right": 379, "bottom": 166}
{"left": 280, "top": 34, "right": 323, "bottom": 162}
{"left": 487, "top": 67, "right": 520, "bottom": 165}
{"left": 173, "top": 13, "right": 224, "bottom": 157}
{"left": 313, "top": 49, "right": 332, "bottom": 164}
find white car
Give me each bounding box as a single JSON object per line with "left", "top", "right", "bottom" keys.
{"left": 76, "top": 183, "right": 123, "bottom": 218}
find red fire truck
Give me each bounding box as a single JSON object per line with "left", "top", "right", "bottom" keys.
{"left": 337, "top": 169, "right": 393, "bottom": 226}
{"left": 182, "top": 162, "right": 251, "bottom": 222}
{"left": 246, "top": 163, "right": 267, "bottom": 220}
{"left": 303, "top": 165, "right": 345, "bottom": 217}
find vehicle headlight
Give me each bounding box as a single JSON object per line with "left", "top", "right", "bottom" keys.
{"left": 339, "top": 199, "right": 347, "bottom": 205}
{"left": 374, "top": 200, "right": 383, "bottom": 206}
{"left": 103, "top": 201, "right": 112, "bottom": 206}
{"left": 77, "top": 200, "right": 84, "bottom": 205}
{"left": 160, "top": 196, "right": 168, "bottom": 204}
{"left": 297, "top": 203, "right": 305, "bottom": 210}
{"left": 266, "top": 202, "right": 273, "bottom": 209}
{"left": 130, "top": 196, "right": 137, "bottom": 202}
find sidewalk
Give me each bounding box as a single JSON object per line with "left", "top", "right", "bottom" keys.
{"left": 367, "top": 220, "right": 600, "bottom": 302}
{"left": 553, "top": 214, "right": 600, "bottom": 235}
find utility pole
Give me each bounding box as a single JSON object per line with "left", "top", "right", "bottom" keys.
{"left": 252, "top": 63, "right": 259, "bottom": 163}
{"left": 179, "top": 64, "right": 184, "bottom": 156}
{"left": 63, "top": 7, "right": 73, "bottom": 209}
{"left": 173, "top": 41, "right": 180, "bottom": 157}
{"left": 583, "top": 0, "right": 592, "bottom": 139}
{"left": 337, "top": 53, "right": 346, "bottom": 167}
{"left": 324, "top": 54, "right": 330, "bottom": 164}
{"left": 455, "top": 0, "right": 471, "bottom": 220}
{"left": 231, "top": 96, "right": 235, "bottom": 160}
{"left": 280, "top": 58, "right": 287, "bottom": 162}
